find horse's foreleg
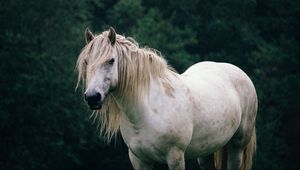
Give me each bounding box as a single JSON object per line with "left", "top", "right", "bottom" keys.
{"left": 166, "top": 147, "right": 185, "bottom": 170}
{"left": 129, "top": 149, "right": 153, "bottom": 170}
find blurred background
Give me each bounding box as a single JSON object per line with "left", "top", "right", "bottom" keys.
{"left": 0, "top": 0, "right": 299, "bottom": 169}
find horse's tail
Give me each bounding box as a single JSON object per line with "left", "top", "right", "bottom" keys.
{"left": 241, "top": 127, "right": 256, "bottom": 170}
{"left": 214, "top": 148, "right": 225, "bottom": 170}
{"left": 214, "top": 128, "right": 256, "bottom": 170}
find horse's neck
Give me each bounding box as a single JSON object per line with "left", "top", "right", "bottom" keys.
{"left": 114, "top": 70, "right": 181, "bottom": 126}
{"left": 112, "top": 84, "right": 155, "bottom": 126}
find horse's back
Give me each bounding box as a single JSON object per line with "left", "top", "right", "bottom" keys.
{"left": 182, "top": 61, "right": 256, "bottom": 102}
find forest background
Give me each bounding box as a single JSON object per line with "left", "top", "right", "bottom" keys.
{"left": 1, "top": 0, "right": 299, "bottom": 169}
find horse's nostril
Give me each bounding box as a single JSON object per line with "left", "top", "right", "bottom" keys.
{"left": 96, "top": 92, "right": 101, "bottom": 101}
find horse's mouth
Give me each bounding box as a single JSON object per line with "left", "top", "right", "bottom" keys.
{"left": 89, "top": 105, "right": 102, "bottom": 110}
{"left": 87, "top": 101, "right": 103, "bottom": 110}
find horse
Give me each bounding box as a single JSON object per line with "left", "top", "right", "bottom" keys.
{"left": 76, "top": 27, "right": 257, "bottom": 170}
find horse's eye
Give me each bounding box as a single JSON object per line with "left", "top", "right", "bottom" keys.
{"left": 108, "top": 58, "right": 115, "bottom": 65}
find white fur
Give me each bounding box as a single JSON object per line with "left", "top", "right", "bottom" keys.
{"left": 117, "top": 61, "right": 257, "bottom": 169}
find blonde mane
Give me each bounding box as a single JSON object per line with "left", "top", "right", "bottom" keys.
{"left": 76, "top": 30, "right": 172, "bottom": 142}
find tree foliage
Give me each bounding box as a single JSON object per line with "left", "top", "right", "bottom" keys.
{"left": 0, "top": 0, "right": 299, "bottom": 169}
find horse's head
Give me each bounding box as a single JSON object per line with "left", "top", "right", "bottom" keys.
{"left": 80, "top": 27, "right": 119, "bottom": 110}
{"left": 77, "top": 27, "right": 168, "bottom": 110}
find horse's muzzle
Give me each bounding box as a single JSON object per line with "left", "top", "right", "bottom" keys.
{"left": 84, "top": 92, "right": 102, "bottom": 110}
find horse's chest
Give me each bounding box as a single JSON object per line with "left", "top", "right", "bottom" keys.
{"left": 127, "top": 135, "right": 167, "bottom": 162}
{"left": 121, "top": 124, "right": 191, "bottom": 163}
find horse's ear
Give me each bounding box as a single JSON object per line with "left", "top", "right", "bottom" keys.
{"left": 85, "top": 28, "right": 94, "bottom": 44}
{"left": 108, "top": 27, "right": 116, "bottom": 45}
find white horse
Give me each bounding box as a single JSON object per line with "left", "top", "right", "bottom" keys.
{"left": 76, "top": 27, "right": 257, "bottom": 170}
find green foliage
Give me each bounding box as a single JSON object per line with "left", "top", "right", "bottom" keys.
{"left": 1, "top": 0, "right": 299, "bottom": 169}
{"left": 131, "top": 8, "right": 197, "bottom": 72}
{"left": 250, "top": 37, "right": 300, "bottom": 169}
{"left": 108, "top": 0, "right": 144, "bottom": 33}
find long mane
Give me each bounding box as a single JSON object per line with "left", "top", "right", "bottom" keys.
{"left": 76, "top": 30, "right": 173, "bottom": 142}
